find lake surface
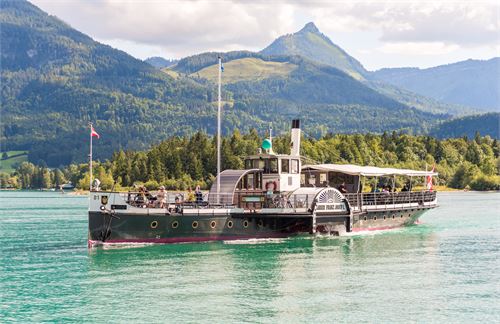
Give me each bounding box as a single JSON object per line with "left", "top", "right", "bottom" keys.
{"left": 0, "top": 191, "right": 499, "bottom": 323}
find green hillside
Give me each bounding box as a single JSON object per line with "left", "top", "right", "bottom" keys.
{"left": 192, "top": 57, "right": 297, "bottom": 83}
{"left": 0, "top": 151, "right": 28, "bottom": 173}
{"left": 260, "top": 22, "right": 367, "bottom": 80}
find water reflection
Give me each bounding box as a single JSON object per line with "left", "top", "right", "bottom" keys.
{"left": 84, "top": 227, "right": 437, "bottom": 322}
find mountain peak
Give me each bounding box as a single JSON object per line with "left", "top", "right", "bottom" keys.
{"left": 298, "top": 22, "right": 320, "bottom": 34}
{"left": 260, "top": 22, "right": 367, "bottom": 79}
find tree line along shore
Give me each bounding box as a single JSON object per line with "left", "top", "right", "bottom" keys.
{"left": 1, "top": 131, "right": 499, "bottom": 191}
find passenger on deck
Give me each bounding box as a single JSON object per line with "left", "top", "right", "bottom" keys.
{"left": 156, "top": 186, "right": 167, "bottom": 208}
{"left": 338, "top": 182, "right": 347, "bottom": 193}
{"left": 186, "top": 187, "right": 195, "bottom": 202}
{"left": 135, "top": 186, "right": 147, "bottom": 207}
{"left": 174, "top": 195, "right": 182, "bottom": 213}
{"left": 195, "top": 185, "right": 203, "bottom": 203}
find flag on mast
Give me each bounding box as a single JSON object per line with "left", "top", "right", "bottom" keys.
{"left": 91, "top": 125, "right": 100, "bottom": 139}
{"left": 426, "top": 164, "right": 435, "bottom": 191}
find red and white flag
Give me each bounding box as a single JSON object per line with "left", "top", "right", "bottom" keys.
{"left": 91, "top": 125, "right": 100, "bottom": 139}
{"left": 426, "top": 165, "right": 435, "bottom": 191}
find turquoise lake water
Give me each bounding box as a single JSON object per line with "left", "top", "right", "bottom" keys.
{"left": 0, "top": 191, "right": 499, "bottom": 323}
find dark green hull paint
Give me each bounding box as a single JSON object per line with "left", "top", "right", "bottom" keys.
{"left": 88, "top": 206, "right": 432, "bottom": 244}
{"left": 88, "top": 212, "right": 311, "bottom": 244}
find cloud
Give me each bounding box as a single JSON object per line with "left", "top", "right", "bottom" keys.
{"left": 31, "top": 0, "right": 499, "bottom": 60}
{"left": 32, "top": 0, "right": 296, "bottom": 57}
{"left": 309, "top": 2, "right": 499, "bottom": 46}
{"left": 379, "top": 42, "right": 460, "bottom": 55}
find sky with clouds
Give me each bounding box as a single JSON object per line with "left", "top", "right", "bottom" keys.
{"left": 31, "top": 0, "right": 499, "bottom": 70}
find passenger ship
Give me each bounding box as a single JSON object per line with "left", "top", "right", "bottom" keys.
{"left": 88, "top": 120, "right": 438, "bottom": 246}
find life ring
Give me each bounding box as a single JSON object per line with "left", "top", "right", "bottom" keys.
{"left": 265, "top": 181, "right": 277, "bottom": 192}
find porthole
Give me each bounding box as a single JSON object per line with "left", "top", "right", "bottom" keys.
{"left": 243, "top": 219, "right": 249, "bottom": 228}
{"left": 227, "top": 220, "right": 233, "bottom": 228}
{"left": 210, "top": 221, "right": 217, "bottom": 229}
{"left": 171, "top": 221, "right": 179, "bottom": 229}
{"left": 257, "top": 219, "right": 264, "bottom": 228}
{"left": 374, "top": 216, "right": 377, "bottom": 221}
{"left": 150, "top": 221, "right": 158, "bottom": 229}
{"left": 363, "top": 216, "right": 367, "bottom": 221}
{"left": 192, "top": 221, "right": 198, "bottom": 229}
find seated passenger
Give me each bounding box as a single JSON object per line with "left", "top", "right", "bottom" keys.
{"left": 337, "top": 182, "right": 347, "bottom": 193}
{"left": 186, "top": 187, "right": 195, "bottom": 202}
{"left": 135, "top": 186, "right": 147, "bottom": 207}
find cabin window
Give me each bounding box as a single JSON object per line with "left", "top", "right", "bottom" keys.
{"left": 291, "top": 159, "right": 299, "bottom": 174}
{"left": 247, "top": 174, "right": 254, "bottom": 190}
{"left": 264, "top": 159, "right": 278, "bottom": 174}
{"left": 281, "top": 159, "right": 290, "bottom": 173}
{"left": 320, "top": 173, "right": 327, "bottom": 186}
{"left": 244, "top": 159, "right": 252, "bottom": 169}
{"left": 253, "top": 159, "right": 265, "bottom": 169}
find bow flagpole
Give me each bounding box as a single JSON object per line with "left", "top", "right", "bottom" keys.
{"left": 89, "top": 123, "right": 93, "bottom": 191}
{"left": 89, "top": 123, "right": 100, "bottom": 191}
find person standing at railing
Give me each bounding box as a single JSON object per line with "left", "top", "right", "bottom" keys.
{"left": 156, "top": 186, "right": 167, "bottom": 208}
{"left": 195, "top": 185, "right": 203, "bottom": 203}
{"left": 338, "top": 182, "right": 347, "bottom": 193}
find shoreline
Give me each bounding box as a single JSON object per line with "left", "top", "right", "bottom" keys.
{"left": 1, "top": 188, "right": 498, "bottom": 194}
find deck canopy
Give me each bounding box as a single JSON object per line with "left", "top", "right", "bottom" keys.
{"left": 302, "top": 164, "right": 438, "bottom": 177}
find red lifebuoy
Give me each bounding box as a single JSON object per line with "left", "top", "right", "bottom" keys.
{"left": 265, "top": 181, "right": 277, "bottom": 192}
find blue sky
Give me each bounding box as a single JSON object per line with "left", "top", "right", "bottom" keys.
{"left": 31, "top": 0, "right": 499, "bottom": 70}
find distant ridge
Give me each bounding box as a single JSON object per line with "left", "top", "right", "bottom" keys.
{"left": 144, "top": 56, "right": 178, "bottom": 69}
{"left": 370, "top": 58, "right": 500, "bottom": 111}
{"left": 260, "top": 22, "right": 367, "bottom": 79}
{"left": 431, "top": 113, "right": 500, "bottom": 139}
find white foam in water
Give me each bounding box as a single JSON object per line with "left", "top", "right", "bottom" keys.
{"left": 88, "top": 241, "right": 157, "bottom": 250}
{"left": 223, "top": 238, "right": 287, "bottom": 245}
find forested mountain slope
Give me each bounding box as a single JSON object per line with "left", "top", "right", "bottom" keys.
{"left": 4, "top": 1, "right": 488, "bottom": 169}
{"left": 0, "top": 0, "right": 260, "bottom": 165}
{"left": 431, "top": 113, "right": 499, "bottom": 139}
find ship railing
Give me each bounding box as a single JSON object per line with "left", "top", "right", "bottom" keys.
{"left": 231, "top": 191, "right": 318, "bottom": 210}
{"left": 121, "top": 191, "right": 210, "bottom": 209}
{"left": 344, "top": 191, "right": 437, "bottom": 210}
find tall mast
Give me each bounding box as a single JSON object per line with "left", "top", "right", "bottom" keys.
{"left": 89, "top": 122, "right": 93, "bottom": 191}
{"left": 216, "top": 56, "right": 222, "bottom": 203}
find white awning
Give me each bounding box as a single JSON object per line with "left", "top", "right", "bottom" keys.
{"left": 302, "top": 164, "right": 438, "bottom": 177}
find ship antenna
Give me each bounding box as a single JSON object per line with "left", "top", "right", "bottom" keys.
{"left": 216, "top": 55, "right": 222, "bottom": 204}
{"left": 269, "top": 123, "right": 273, "bottom": 154}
